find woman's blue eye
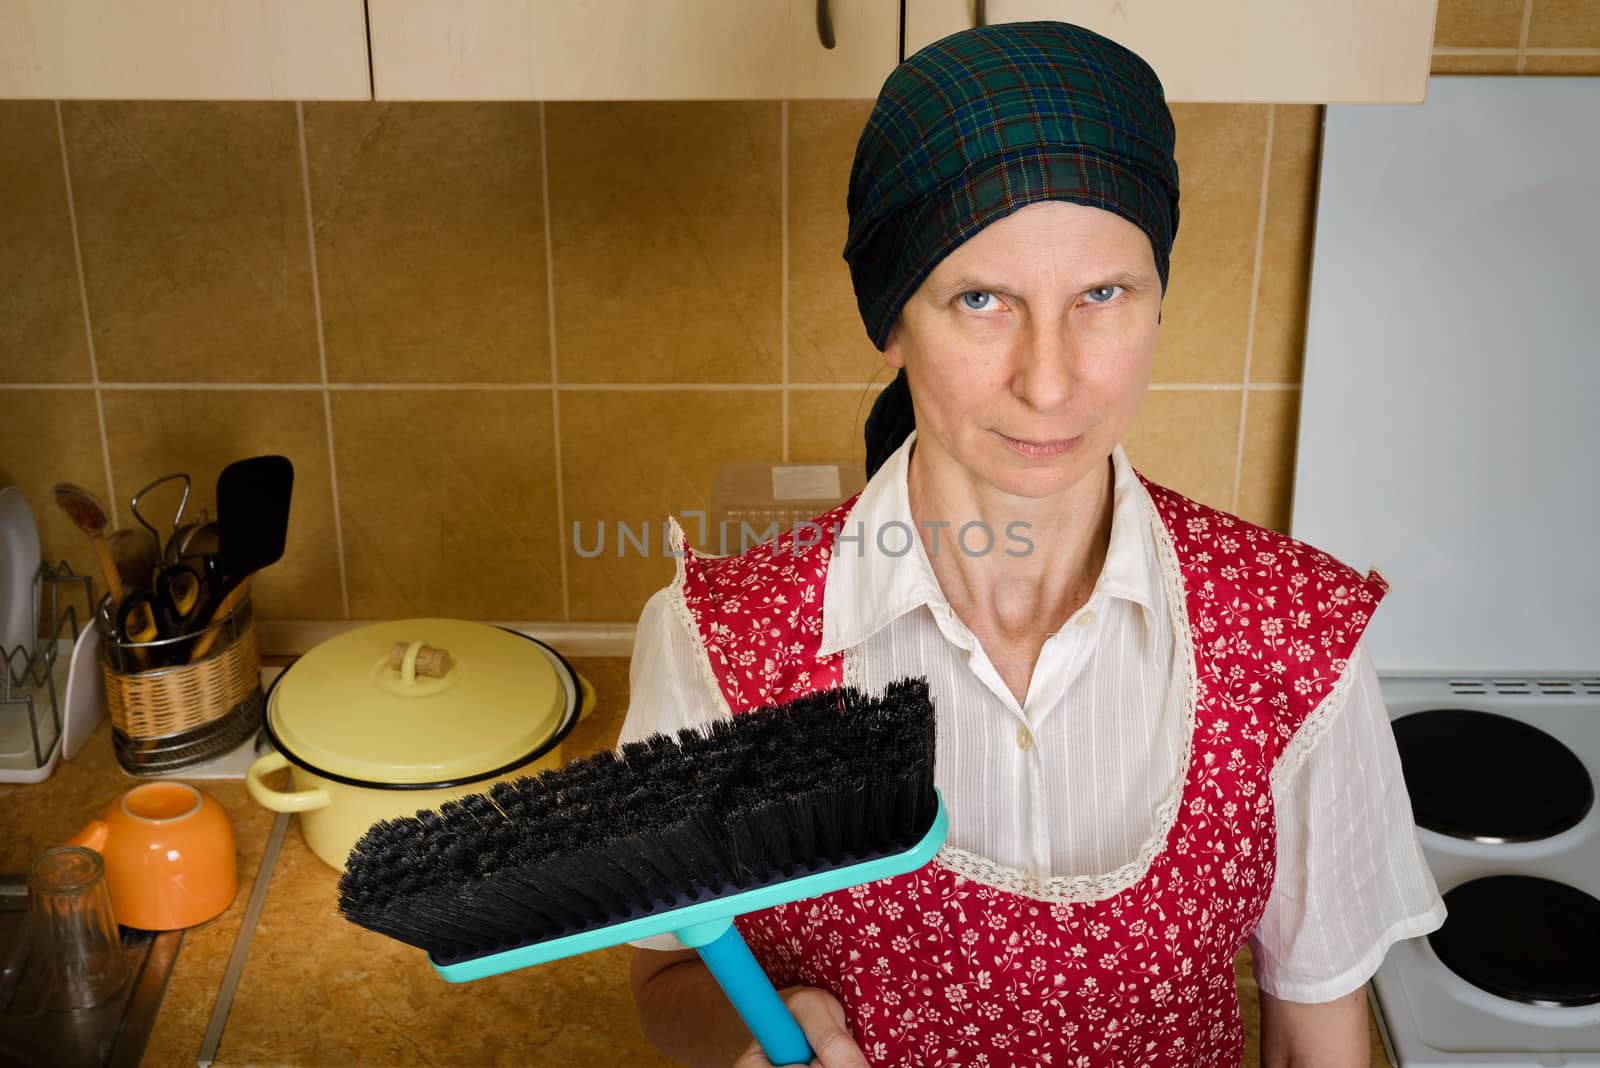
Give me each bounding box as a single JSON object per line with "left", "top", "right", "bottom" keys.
{"left": 959, "top": 286, "right": 1124, "bottom": 312}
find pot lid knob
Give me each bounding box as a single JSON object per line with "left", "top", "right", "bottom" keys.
{"left": 389, "top": 640, "right": 452, "bottom": 684}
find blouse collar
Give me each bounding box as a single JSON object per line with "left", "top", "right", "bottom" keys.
{"left": 818, "top": 429, "right": 1160, "bottom": 657}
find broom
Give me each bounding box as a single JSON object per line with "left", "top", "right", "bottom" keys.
{"left": 337, "top": 677, "right": 946, "bottom": 1067}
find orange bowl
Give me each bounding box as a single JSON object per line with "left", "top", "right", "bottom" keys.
{"left": 67, "top": 782, "right": 237, "bottom": 930}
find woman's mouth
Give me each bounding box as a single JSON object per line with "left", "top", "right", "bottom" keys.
{"left": 995, "top": 431, "right": 1080, "bottom": 459}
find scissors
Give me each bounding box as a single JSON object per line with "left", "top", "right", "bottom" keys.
{"left": 116, "top": 561, "right": 207, "bottom": 657}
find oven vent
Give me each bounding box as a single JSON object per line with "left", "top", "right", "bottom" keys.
{"left": 1447, "top": 678, "right": 1600, "bottom": 697}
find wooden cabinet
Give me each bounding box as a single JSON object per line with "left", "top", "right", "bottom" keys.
{"left": 905, "top": 0, "right": 1436, "bottom": 103}
{"left": 0, "top": 0, "right": 1437, "bottom": 104}
{"left": 0, "top": 0, "right": 370, "bottom": 100}
{"left": 367, "top": 0, "right": 901, "bottom": 101}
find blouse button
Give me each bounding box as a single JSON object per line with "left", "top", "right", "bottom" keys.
{"left": 1076, "top": 609, "right": 1096, "bottom": 629}
{"left": 1016, "top": 726, "right": 1034, "bottom": 751}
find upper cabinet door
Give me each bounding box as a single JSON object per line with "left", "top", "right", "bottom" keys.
{"left": 0, "top": 0, "right": 371, "bottom": 100}
{"left": 905, "top": 0, "right": 1436, "bottom": 103}
{"left": 369, "top": 0, "right": 900, "bottom": 100}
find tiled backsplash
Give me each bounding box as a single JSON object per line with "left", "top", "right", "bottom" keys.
{"left": 2, "top": 2, "right": 1595, "bottom": 630}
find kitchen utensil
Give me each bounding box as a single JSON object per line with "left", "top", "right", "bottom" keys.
{"left": 129, "top": 473, "right": 190, "bottom": 566}
{"left": 66, "top": 782, "right": 237, "bottom": 930}
{"left": 106, "top": 527, "right": 159, "bottom": 592}
{"left": 245, "top": 619, "right": 591, "bottom": 868}
{"left": 60, "top": 623, "right": 104, "bottom": 761}
{"left": 0, "top": 486, "right": 43, "bottom": 674}
{"left": 197, "top": 810, "right": 288, "bottom": 1068}
{"left": 51, "top": 483, "right": 124, "bottom": 609}
{"left": 155, "top": 562, "right": 202, "bottom": 622}
{"left": 26, "top": 846, "right": 128, "bottom": 1010}
{"left": 115, "top": 592, "right": 161, "bottom": 648}
{"left": 114, "top": 563, "right": 206, "bottom": 657}
{"left": 52, "top": 482, "right": 143, "bottom": 673}
{"left": 187, "top": 456, "right": 293, "bottom": 664}
{"left": 165, "top": 513, "right": 216, "bottom": 568}
{"left": 339, "top": 678, "right": 944, "bottom": 1067}
{"left": 96, "top": 590, "right": 262, "bottom": 775}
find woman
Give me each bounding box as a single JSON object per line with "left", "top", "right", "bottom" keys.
{"left": 620, "top": 20, "right": 1444, "bottom": 1068}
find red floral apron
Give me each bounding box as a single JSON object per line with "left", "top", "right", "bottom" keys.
{"left": 671, "top": 477, "right": 1386, "bottom": 1066}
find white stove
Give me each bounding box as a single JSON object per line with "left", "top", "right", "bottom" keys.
{"left": 1369, "top": 677, "right": 1600, "bottom": 1066}
{"left": 1292, "top": 77, "right": 1600, "bottom": 1066}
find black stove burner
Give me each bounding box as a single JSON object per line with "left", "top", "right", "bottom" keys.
{"left": 1392, "top": 708, "right": 1593, "bottom": 842}
{"left": 1429, "top": 875, "right": 1600, "bottom": 1007}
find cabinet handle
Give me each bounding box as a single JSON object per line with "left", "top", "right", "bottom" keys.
{"left": 816, "top": 0, "right": 835, "bottom": 49}
{"left": 974, "top": 1, "right": 987, "bottom": 28}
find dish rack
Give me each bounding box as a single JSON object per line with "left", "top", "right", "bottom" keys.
{"left": 94, "top": 590, "right": 263, "bottom": 775}
{"left": 0, "top": 562, "right": 92, "bottom": 782}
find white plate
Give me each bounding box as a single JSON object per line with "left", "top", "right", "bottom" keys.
{"left": 61, "top": 623, "right": 105, "bottom": 760}
{"left": 0, "top": 486, "right": 43, "bottom": 683}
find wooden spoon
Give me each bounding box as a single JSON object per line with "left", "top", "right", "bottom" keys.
{"left": 107, "top": 527, "right": 160, "bottom": 591}
{"left": 52, "top": 482, "right": 125, "bottom": 607}
{"left": 54, "top": 483, "right": 147, "bottom": 670}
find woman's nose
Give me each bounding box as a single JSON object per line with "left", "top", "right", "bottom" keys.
{"left": 1010, "top": 327, "right": 1075, "bottom": 412}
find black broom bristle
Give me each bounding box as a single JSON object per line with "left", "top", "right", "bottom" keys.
{"left": 337, "top": 678, "right": 937, "bottom": 965}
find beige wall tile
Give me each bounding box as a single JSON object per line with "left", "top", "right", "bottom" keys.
{"left": 1235, "top": 389, "right": 1300, "bottom": 534}
{"left": 1524, "top": 53, "right": 1600, "bottom": 72}
{"left": 789, "top": 100, "right": 884, "bottom": 385}
{"left": 547, "top": 103, "right": 781, "bottom": 384}
{"left": 788, "top": 385, "right": 887, "bottom": 467}
{"left": 0, "top": 104, "right": 90, "bottom": 385}
{"left": 305, "top": 104, "right": 551, "bottom": 384}
{"left": 100, "top": 389, "right": 342, "bottom": 619}
{"left": 1250, "top": 106, "right": 1321, "bottom": 385}
{"left": 332, "top": 391, "right": 562, "bottom": 620}
{"left": 1431, "top": 52, "right": 1523, "bottom": 72}
{"left": 1121, "top": 389, "right": 1241, "bottom": 512}
{"left": 560, "top": 390, "right": 782, "bottom": 622}
{"left": 1434, "top": 0, "right": 1529, "bottom": 47}
{"left": 1156, "top": 106, "right": 1269, "bottom": 385}
{"left": 63, "top": 103, "right": 320, "bottom": 384}
{"left": 1529, "top": 0, "right": 1600, "bottom": 47}
{"left": 0, "top": 389, "right": 112, "bottom": 597}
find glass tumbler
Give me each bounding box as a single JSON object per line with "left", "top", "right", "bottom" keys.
{"left": 27, "top": 846, "right": 128, "bottom": 1010}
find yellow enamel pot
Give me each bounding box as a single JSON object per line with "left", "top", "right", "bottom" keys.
{"left": 245, "top": 619, "right": 592, "bottom": 870}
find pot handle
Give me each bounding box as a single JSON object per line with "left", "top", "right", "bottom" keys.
{"left": 577, "top": 672, "right": 595, "bottom": 722}
{"left": 246, "top": 751, "right": 332, "bottom": 813}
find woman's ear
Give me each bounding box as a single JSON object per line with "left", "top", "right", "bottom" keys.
{"left": 883, "top": 317, "right": 907, "bottom": 370}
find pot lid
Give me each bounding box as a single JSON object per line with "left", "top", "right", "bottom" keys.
{"left": 268, "top": 618, "right": 566, "bottom": 786}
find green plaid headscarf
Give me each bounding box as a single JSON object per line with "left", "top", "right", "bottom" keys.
{"left": 851, "top": 21, "right": 1180, "bottom": 476}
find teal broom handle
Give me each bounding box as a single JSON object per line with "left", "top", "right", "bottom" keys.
{"left": 690, "top": 922, "right": 813, "bottom": 1066}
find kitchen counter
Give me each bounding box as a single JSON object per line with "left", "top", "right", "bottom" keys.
{"left": 1, "top": 656, "right": 1391, "bottom": 1066}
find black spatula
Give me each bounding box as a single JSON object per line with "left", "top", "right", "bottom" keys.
{"left": 187, "top": 455, "right": 294, "bottom": 663}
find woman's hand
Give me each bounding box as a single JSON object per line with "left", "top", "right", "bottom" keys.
{"left": 732, "top": 985, "right": 866, "bottom": 1068}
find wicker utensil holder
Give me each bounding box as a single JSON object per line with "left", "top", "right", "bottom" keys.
{"left": 95, "top": 593, "right": 263, "bottom": 774}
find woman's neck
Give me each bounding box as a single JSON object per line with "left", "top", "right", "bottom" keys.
{"left": 907, "top": 437, "right": 1115, "bottom": 653}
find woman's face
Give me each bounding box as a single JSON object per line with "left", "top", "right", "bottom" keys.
{"left": 884, "top": 200, "right": 1162, "bottom": 501}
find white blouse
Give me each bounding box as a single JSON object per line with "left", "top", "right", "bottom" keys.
{"left": 619, "top": 432, "right": 1446, "bottom": 1002}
